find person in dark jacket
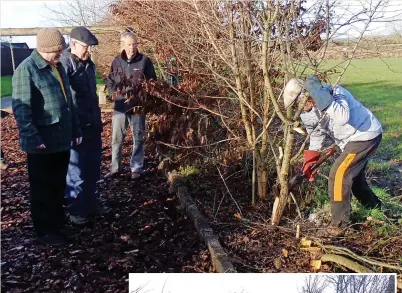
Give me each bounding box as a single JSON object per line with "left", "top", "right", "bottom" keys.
{"left": 12, "top": 28, "right": 82, "bottom": 246}
{"left": 61, "top": 27, "right": 108, "bottom": 226}
{"left": 106, "top": 32, "right": 157, "bottom": 179}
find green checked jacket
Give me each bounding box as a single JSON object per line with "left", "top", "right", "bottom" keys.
{"left": 12, "top": 50, "right": 82, "bottom": 154}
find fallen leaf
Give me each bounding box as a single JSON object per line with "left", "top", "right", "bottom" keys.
{"left": 282, "top": 248, "right": 289, "bottom": 257}
{"left": 273, "top": 257, "right": 282, "bottom": 269}
{"left": 234, "top": 213, "right": 242, "bottom": 219}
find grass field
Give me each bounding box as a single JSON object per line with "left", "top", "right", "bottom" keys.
{"left": 1, "top": 73, "right": 106, "bottom": 98}
{"left": 313, "top": 58, "right": 402, "bottom": 228}
{"left": 0, "top": 75, "right": 12, "bottom": 97}
{"left": 324, "top": 58, "right": 402, "bottom": 161}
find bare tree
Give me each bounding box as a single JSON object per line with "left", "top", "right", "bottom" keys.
{"left": 43, "top": 0, "right": 116, "bottom": 26}
{"left": 299, "top": 275, "right": 328, "bottom": 293}
{"left": 51, "top": 0, "right": 394, "bottom": 225}
{"left": 326, "top": 274, "right": 392, "bottom": 293}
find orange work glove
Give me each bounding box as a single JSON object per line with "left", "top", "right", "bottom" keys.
{"left": 302, "top": 150, "right": 320, "bottom": 182}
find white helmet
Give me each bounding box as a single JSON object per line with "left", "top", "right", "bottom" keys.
{"left": 283, "top": 78, "right": 305, "bottom": 108}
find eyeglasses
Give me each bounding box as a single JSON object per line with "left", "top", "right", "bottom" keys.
{"left": 74, "top": 41, "right": 90, "bottom": 50}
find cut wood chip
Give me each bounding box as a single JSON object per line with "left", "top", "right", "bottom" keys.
{"left": 293, "top": 127, "right": 306, "bottom": 135}
{"left": 271, "top": 197, "right": 279, "bottom": 225}
{"left": 311, "top": 259, "right": 322, "bottom": 270}
{"left": 278, "top": 147, "right": 284, "bottom": 160}
{"left": 300, "top": 237, "right": 312, "bottom": 247}
{"left": 300, "top": 247, "right": 322, "bottom": 252}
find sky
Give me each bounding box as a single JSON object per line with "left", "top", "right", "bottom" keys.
{"left": 1, "top": 0, "right": 401, "bottom": 48}
{"left": 128, "top": 274, "right": 397, "bottom": 293}
{"left": 128, "top": 274, "right": 331, "bottom": 293}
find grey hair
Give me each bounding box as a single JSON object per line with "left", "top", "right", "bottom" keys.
{"left": 120, "top": 32, "right": 137, "bottom": 43}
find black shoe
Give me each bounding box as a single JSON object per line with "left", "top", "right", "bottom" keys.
{"left": 104, "top": 171, "right": 119, "bottom": 179}
{"left": 37, "top": 233, "right": 66, "bottom": 246}
{"left": 92, "top": 204, "right": 112, "bottom": 217}
{"left": 59, "top": 227, "right": 81, "bottom": 239}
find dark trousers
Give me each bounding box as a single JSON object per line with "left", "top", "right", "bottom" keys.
{"left": 329, "top": 134, "right": 382, "bottom": 226}
{"left": 27, "top": 151, "right": 70, "bottom": 236}
{"left": 66, "top": 131, "right": 102, "bottom": 217}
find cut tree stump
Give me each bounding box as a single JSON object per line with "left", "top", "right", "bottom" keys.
{"left": 168, "top": 173, "right": 235, "bottom": 273}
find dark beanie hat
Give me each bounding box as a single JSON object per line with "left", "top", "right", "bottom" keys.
{"left": 36, "top": 28, "right": 66, "bottom": 53}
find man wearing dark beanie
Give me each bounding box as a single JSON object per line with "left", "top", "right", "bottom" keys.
{"left": 12, "top": 28, "right": 83, "bottom": 246}
{"left": 61, "top": 27, "right": 109, "bottom": 226}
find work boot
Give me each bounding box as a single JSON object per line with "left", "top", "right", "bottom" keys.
{"left": 69, "top": 214, "right": 88, "bottom": 226}
{"left": 317, "top": 223, "right": 349, "bottom": 237}
{"left": 131, "top": 172, "right": 141, "bottom": 180}
{"left": 104, "top": 171, "right": 119, "bottom": 179}
{"left": 92, "top": 203, "right": 112, "bottom": 217}
{"left": 37, "top": 233, "right": 66, "bottom": 247}
{"left": 59, "top": 227, "right": 81, "bottom": 239}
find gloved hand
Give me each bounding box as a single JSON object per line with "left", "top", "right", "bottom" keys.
{"left": 302, "top": 150, "right": 320, "bottom": 182}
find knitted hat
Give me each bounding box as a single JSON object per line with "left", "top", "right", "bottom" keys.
{"left": 36, "top": 28, "right": 66, "bottom": 53}
{"left": 283, "top": 78, "right": 306, "bottom": 108}
{"left": 304, "top": 76, "right": 334, "bottom": 111}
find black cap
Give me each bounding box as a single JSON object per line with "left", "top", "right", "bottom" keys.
{"left": 70, "top": 26, "right": 98, "bottom": 46}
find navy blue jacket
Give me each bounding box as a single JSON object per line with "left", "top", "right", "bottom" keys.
{"left": 107, "top": 50, "right": 157, "bottom": 113}
{"left": 61, "top": 49, "right": 102, "bottom": 133}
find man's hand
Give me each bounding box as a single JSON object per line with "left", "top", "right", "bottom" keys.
{"left": 132, "top": 106, "right": 143, "bottom": 114}
{"left": 302, "top": 150, "right": 320, "bottom": 182}
{"left": 76, "top": 137, "right": 82, "bottom": 145}
{"left": 37, "top": 144, "right": 46, "bottom": 150}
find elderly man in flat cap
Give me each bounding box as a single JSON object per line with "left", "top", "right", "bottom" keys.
{"left": 12, "top": 28, "right": 82, "bottom": 246}
{"left": 61, "top": 27, "right": 108, "bottom": 226}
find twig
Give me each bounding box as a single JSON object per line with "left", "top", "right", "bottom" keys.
{"left": 333, "top": 0, "right": 384, "bottom": 86}
{"left": 290, "top": 192, "right": 302, "bottom": 220}
{"left": 216, "top": 166, "right": 243, "bottom": 217}
{"left": 156, "top": 138, "right": 240, "bottom": 149}
{"left": 315, "top": 242, "right": 402, "bottom": 272}
{"left": 214, "top": 193, "right": 225, "bottom": 222}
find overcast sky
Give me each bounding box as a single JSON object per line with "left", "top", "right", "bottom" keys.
{"left": 1, "top": 0, "right": 401, "bottom": 48}
{"left": 128, "top": 274, "right": 319, "bottom": 293}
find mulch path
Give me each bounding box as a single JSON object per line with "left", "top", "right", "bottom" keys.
{"left": 1, "top": 112, "right": 401, "bottom": 292}
{"left": 1, "top": 113, "right": 211, "bottom": 293}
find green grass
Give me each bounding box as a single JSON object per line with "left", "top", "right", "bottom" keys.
{"left": 322, "top": 58, "right": 402, "bottom": 161}
{"left": 1, "top": 75, "right": 12, "bottom": 97}
{"left": 96, "top": 72, "right": 106, "bottom": 86}
{"left": 1, "top": 73, "right": 107, "bottom": 98}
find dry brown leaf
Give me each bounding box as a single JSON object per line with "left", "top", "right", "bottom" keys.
{"left": 234, "top": 213, "right": 242, "bottom": 219}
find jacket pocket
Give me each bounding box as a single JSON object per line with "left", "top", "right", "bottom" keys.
{"left": 37, "top": 115, "right": 60, "bottom": 127}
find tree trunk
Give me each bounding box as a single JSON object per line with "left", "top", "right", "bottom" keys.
{"left": 271, "top": 125, "right": 294, "bottom": 225}
{"left": 386, "top": 275, "right": 395, "bottom": 293}
{"left": 257, "top": 163, "right": 268, "bottom": 200}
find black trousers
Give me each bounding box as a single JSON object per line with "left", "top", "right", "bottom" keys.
{"left": 329, "top": 134, "right": 382, "bottom": 226}
{"left": 27, "top": 151, "right": 70, "bottom": 236}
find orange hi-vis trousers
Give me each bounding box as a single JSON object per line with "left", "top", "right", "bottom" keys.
{"left": 328, "top": 134, "right": 382, "bottom": 226}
